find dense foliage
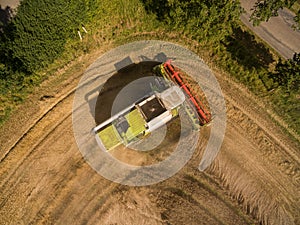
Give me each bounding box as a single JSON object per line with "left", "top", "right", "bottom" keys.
{"left": 270, "top": 52, "right": 300, "bottom": 93}
{"left": 250, "top": 0, "right": 300, "bottom": 29}
{"left": 142, "top": 0, "right": 243, "bottom": 45}
{"left": 269, "top": 53, "right": 300, "bottom": 132}
{"left": 0, "top": 0, "right": 95, "bottom": 73}
{"left": 0, "top": 0, "right": 98, "bottom": 124}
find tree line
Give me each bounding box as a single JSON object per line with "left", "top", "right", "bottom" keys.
{"left": 250, "top": 0, "right": 300, "bottom": 30}
{"left": 0, "top": 0, "right": 95, "bottom": 75}
{"left": 0, "top": 0, "right": 98, "bottom": 124}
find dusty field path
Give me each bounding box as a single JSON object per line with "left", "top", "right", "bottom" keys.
{"left": 0, "top": 41, "right": 299, "bottom": 225}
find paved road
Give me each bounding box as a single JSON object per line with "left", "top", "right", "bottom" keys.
{"left": 240, "top": 0, "right": 300, "bottom": 59}
{"left": 0, "top": 0, "right": 19, "bottom": 9}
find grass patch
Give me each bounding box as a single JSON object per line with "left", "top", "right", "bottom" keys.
{"left": 291, "top": 1, "right": 300, "bottom": 14}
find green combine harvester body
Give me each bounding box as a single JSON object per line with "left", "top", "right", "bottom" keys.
{"left": 93, "top": 85, "right": 185, "bottom": 151}
{"left": 93, "top": 61, "right": 211, "bottom": 151}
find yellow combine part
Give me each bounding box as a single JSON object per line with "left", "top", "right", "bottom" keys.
{"left": 124, "top": 109, "right": 146, "bottom": 141}
{"left": 98, "top": 124, "right": 121, "bottom": 150}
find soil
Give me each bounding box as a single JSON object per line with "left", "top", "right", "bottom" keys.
{"left": 0, "top": 46, "right": 299, "bottom": 225}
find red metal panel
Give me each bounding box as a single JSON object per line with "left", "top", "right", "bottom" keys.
{"left": 162, "top": 61, "right": 211, "bottom": 125}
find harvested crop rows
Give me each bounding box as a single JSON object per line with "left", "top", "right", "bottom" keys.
{"left": 0, "top": 45, "right": 299, "bottom": 225}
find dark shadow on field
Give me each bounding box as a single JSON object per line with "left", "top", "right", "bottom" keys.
{"left": 0, "top": 5, "right": 13, "bottom": 32}
{"left": 226, "top": 27, "right": 275, "bottom": 69}
{"left": 139, "top": 52, "right": 171, "bottom": 62}
{"left": 94, "top": 61, "right": 161, "bottom": 125}
{"left": 140, "top": 0, "right": 170, "bottom": 21}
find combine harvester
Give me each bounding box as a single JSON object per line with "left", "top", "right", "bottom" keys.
{"left": 93, "top": 61, "right": 211, "bottom": 151}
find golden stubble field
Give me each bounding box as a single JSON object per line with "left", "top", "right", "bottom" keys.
{"left": 0, "top": 45, "right": 299, "bottom": 225}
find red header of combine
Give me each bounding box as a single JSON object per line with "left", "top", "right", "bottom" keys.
{"left": 163, "top": 60, "right": 211, "bottom": 125}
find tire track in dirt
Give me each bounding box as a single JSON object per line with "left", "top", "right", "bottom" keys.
{"left": 0, "top": 76, "right": 297, "bottom": 225}
{"left": 0, "top": 86, "right": 76, "bottom": 165}
{"left": 86, "top": 188, "right": 164, "bottom": 225}
{"left": 153, "top": 172, "right": 256, "bottom": 225}
{"left": 225, "top": 102, "right": 300, "bottom": 187}
{"left": 0, "top": 95, "right": 74, "bottom": 190}
{"left": 1, "top": 37, "right": 299, "bottom": 224}
{"left": 0, "top": 95, "right": 119, "bottom": 224}
{"left": 0, "top": 90, "right": 162, "bottom": 225}
{"left": 226, "top": 80, "right": 299, "bottom": 184}
{"left": 0, "top": 47, "right": 110, "bottom": 163}
{"left": 216, "top": 71, "right": 299, "bottom": 159}
{"left": 215, "top": 71, "right": 299, "bottom": 205}
{"left": 0, "top": 79, "right": 259, "bottom": 225}
{"left": 207, "top": 103, "right": 299, "bottom": 224}
{"left": 0, "top": 97, "right": 75, "bottom": 224}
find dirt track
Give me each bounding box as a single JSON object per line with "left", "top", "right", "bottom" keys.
{"left": 0, "top": 44, "right": 299, "bottom": 225}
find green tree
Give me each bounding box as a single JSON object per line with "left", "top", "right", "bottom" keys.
{"left": 141, "top": 0, "right": 243, "bottom": 45}
{"left": 250, "top": 0, "right": 300, "bottom": 30}
{"left": 0, "top": 0, "right": 93, "bottom": 73}
{"left": 270, "top": 52, "right": 300, "bottom": 93}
